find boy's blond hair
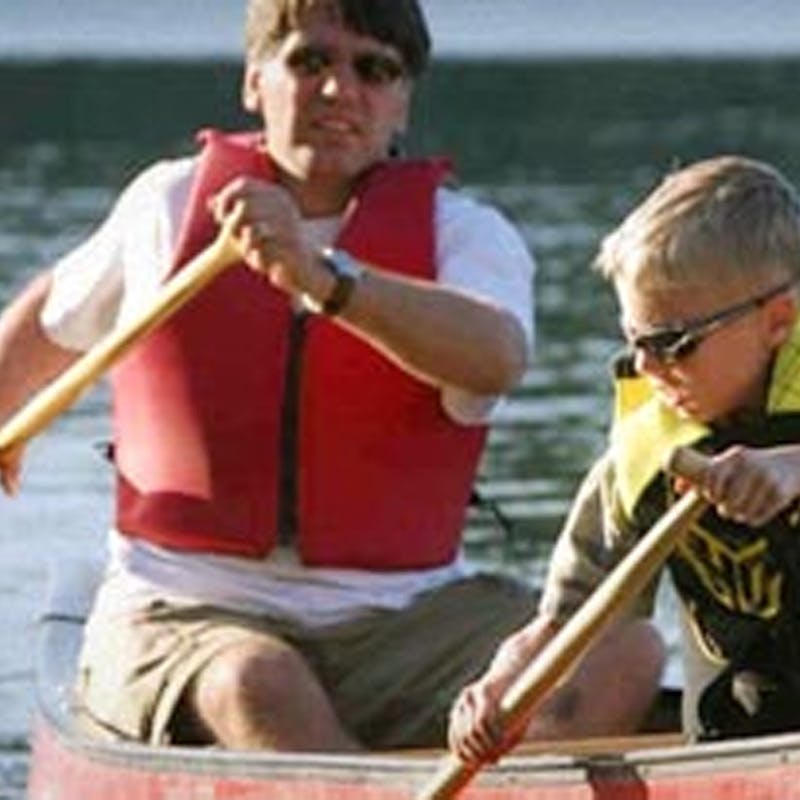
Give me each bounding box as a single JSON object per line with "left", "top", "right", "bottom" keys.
{"left": 244, "top": 0, "right": 430, "bottom": 76}
{"left": 595, "top": 156, "right": 800, "bottom": 292}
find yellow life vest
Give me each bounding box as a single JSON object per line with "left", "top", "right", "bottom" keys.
{"left": 610, "top": 318, "right": 800, "bottom": 519}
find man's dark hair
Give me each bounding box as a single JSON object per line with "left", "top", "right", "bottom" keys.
{"left": 245, "top": 0, "right": 431, "bottom": 77}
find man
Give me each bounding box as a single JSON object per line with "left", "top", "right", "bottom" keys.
{"left": 0, "top": 0, "right": 538, "bottom": 751}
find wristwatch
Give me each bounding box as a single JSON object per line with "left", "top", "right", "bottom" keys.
{"left": 305, "top": 248, "right": 365, "bottom": 316}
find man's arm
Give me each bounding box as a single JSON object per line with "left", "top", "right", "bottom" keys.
{"left": 334, "top": 270, "right": 528, "bottom": 395}
{"left": 210, "top": 179, "right": 533, "bottom": 398}
{"left": 0, "top": 272, "right": 80, "bottom": 494}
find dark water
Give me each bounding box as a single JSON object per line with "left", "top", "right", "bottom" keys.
{"left": 2, "top": 56, "right": 800, "bottom": 796}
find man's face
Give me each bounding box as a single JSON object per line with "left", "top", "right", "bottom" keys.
{"left": 243, "top": 9, "right": 411, "bottom": 208}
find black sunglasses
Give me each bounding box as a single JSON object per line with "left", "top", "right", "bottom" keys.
{"left": 285, "top": 43, "right": 406, "bottom": 88}
{"left": 625, "top": 279, "right": 796, "bottom": 364}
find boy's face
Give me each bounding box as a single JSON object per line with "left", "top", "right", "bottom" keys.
{"left": 618, "top": 279, "right": 795, "bottom": 424}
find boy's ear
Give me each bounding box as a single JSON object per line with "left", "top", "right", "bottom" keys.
{"left": 242, "top": 64, "right": 262, "bottom": 113}
{"left": 765, "top": 290, "right": 798, "bottom": 347}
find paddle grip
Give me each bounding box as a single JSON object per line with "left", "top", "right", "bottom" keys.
{"left": 663, "top": 446, "right": 711, "bottom": 485}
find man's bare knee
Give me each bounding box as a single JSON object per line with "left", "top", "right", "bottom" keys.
{"left": 186, "top": 638, "right": 359, "bottom": 751}
{"left": 189, "top": 639, "right": 307, "bottom": 746}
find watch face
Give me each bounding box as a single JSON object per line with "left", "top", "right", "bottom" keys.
{"left": 323, "top": 248, "right": 362, "bottom": 279}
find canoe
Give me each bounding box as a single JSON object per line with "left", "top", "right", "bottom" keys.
{"left": 27, "top": 558, "right": 800, "bottom": 800}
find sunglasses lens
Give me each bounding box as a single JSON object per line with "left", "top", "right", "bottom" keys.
{"left": 355, "top": 54, "right": 405, "bottom": 86}
{"left": 285, "top": 46, "right": 404, "bottom": 87}
{"left": 669, "top": 335, "right": 700, "bottom": 361}
{"left": 287, "top": 45, "right": 330, "bottom": 76}
{"left": 633, "top": 329, "right": 698, "bottom": 362}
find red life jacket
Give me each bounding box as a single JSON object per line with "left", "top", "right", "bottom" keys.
{"left": 111, "top": 129, "right": 487, "bottom": 569}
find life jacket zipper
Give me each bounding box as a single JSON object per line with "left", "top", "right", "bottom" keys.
{"left": 277, "top": 309, "right": 309, "bottom": 546}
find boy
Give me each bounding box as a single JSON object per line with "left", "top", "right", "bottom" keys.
{"left": 449, "top": 155, "right": 800, "bottom": 763}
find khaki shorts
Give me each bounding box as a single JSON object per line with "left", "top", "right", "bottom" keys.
{"left": 76, "top": 572, "right": 537, "bottom": 749}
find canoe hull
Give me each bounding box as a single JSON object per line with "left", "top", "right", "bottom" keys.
{"left": 28, "top": 703, "right": 800, "bottom": 800}
{"left": 26, "top": 558, "right": 800, "bottom": 800}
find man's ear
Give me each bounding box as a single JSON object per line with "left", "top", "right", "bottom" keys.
{"left": 241, "top": 63, "right": 262, "bottom": 113}
{"left": 394, "top": 89, "right": 411, "bottom": 137}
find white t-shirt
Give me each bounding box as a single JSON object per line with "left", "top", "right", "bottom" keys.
{"left": 42, "top": 156, "right": 536, "bottom": 627}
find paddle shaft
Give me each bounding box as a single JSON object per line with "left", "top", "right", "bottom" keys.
{"left": 0, "top": 214, "right": 241, "bottom": 455}
{"left": 416, "top": 483, "right": 708, "bottom": 800}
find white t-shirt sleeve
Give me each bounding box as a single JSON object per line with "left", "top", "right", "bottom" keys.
{"left": 41, "top": 158, "right": 194, "bottom": 352}
{"left": 435, "top": 186, "right": 535, "bottom": 424}
{"left": 41, "top": 166, "right": 534, "bottom": 427}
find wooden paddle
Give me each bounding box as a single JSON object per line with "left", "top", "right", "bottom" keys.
{"left": 0, "top": 208, "right": 243, "bottom": 457}
{"left": 415, "top": 447, "right": 710, "bottom": 800}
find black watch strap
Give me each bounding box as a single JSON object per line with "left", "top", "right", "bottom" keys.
{"left": 316, "top": 248, "right": 364, "bottom": 316}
